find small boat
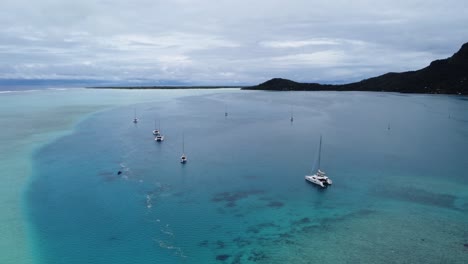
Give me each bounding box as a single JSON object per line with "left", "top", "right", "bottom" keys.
{"left": 154, "top": 122, "right": 164, "bottom": 141}
{"left": 305, "top": 135, "right": 332, "bottom": 188}
{"left": 290, "top": 107, "right": 294, "bottom": 122}
{"left": 153, "top": 120, "right": 160, "bottom": 135}
{"left": 224, "top": 105, "right": 228, "bottom": 117}
{"left": 180, "top": 134, "right": 187, "bottom": 163}
{"left": 133, "top": 109, "right": 138, "bottom": 123}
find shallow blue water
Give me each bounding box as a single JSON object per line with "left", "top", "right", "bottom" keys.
{"left": 27, "top": 91, "right": 468, "bottom": 263}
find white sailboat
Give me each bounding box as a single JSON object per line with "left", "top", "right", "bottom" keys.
{"left": 133, "top": 109, "right": 138, "bottom": 123}
{"left": 290, "top": 107, "right": 294, "bottom": 122}
{"left": 155, "top": 121, "right": 164, "bottom": 142}
{"left": 153, "top": 120, "right": 160, "bottom": 135}
{"left": 156, "top": 134, "right": 164, "bottom": 142}
{"left": 305, "top": 135, "right": 332, "bottom": 188}
{"left": 180, "top": 134, "right": 187, "bottom": 164}
{"left": 224, "top": 105, "right": 228, "bottom": 117}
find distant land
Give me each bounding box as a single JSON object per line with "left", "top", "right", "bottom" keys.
{"left": 89, "top": 86, "right": 244, "bottom": 89}
{"left": 244, "top": 42, "right": 468, "bottom": 95}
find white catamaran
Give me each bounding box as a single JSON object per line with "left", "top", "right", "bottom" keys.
{"left": 155, "top": 134, "right": 164, "bottom": 142}
{"left": 305, "top": 135, "right": 332, "bottom": 188}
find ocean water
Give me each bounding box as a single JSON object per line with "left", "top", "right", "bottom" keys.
{"left": 0, "top": 88, "right": 214, "bottom": 264}
{"left": 4, "top": 89, "right": 468, "bottom": 263}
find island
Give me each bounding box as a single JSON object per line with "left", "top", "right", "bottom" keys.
{"left": 244, "top": 42, "right": 468, "bottom": 95}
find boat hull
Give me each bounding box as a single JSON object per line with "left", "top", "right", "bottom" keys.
{"left": 305, "top": 175, "right": 331, "bottom": 188}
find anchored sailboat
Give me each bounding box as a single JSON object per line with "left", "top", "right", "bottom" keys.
{"left": 133, "top": 109, "right": 138, "bottom": 123}
{"left": 290, "top": 107, "right": 294, "bottom": 122}
{"left": 155, "top": 121, "right": 164, "bottom": 142}
{"left": 305, "top": 135, "right": 332, "bottom": 188}
{"left": 153, "top": 120, "right": 160, "bottom": 135}
{"left": 180, "top": 134, "right": 187, "bottom": 164}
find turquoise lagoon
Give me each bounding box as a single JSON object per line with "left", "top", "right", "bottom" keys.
{"left": 1, "top": 88, "right": 468, "bottom": 263}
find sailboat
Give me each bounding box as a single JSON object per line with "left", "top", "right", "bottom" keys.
{"left": 133, "top": 109, "right": 138, "bottom": 123}
{"left": 224, "top": 105, "right": 228, "bottom": 117}
{"left": 156, "top": 134, "right": 164, "bottom": 142}
{"left": 180, "top": 134, "right": 187, "bottom": 164}
{"left": 290, "top": 107, "right": 294, "bottom": 122}
{"left": 305, "top": 135, "right": 332, "bottom": 188}
{"left": 155, "top": 121, "right": 164, "bottom": 142}
{"left": 153, "top": 120, "right": 160, "bottom": 135}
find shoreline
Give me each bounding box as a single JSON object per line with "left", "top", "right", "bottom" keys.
{"left": 0, "top": 90, "right": 121, "bottom": 264}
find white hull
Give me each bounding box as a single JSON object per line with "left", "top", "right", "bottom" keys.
{"left": 155, "top": 136, "right": 164, "bottom": 142}
{"left": 305, "top": 173, "right": 332, "bottom": 188}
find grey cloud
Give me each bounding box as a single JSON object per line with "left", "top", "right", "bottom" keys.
{"left": 0, "top": 0, "right": 467, "bottom": 85}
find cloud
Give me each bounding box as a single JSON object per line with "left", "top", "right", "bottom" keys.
{"left": 271, "top": 50, "right": 346, "bottom": 67}
{"left": 259, "top": 39, "right": 340, "bottom": 48}
{"left": 95, "top": 33, "right": 240, "bottom": 52}
{"left": 0, "top": 0, "right": 467, "bottom": 85}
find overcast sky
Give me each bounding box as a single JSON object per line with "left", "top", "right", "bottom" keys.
{"left": 1, "top": 0, "right": 467, "bottom": 85}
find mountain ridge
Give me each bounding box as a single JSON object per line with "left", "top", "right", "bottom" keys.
{"left": 244, "top": 42, "right": 468, "bottom": 95}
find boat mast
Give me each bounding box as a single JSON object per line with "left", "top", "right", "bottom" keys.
{"left": 318, "top": 135, "right": 322, "bottom": 169}
{"left": 182, "top": 134, "right": 185, "bottom": 154}
{"left": 133, "top": 108, "right": 138, "bottom": 123}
